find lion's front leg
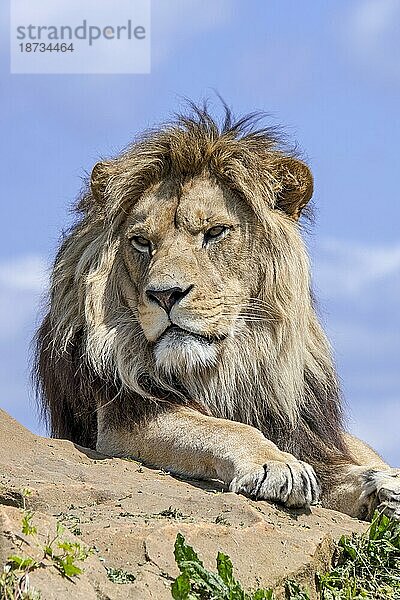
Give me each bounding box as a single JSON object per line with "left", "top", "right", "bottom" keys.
{"left": 96, "top": 406, "right": 320, "bottom": 509}
{"left": 362, "top": 469, "right": 400, "bottom": 519}
{"left": 324, "top": 433, "right": 400, "bottom": 520}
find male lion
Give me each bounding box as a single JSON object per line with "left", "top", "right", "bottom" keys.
{"left": 35, "top": 106, "right": 400, "bottom": 521}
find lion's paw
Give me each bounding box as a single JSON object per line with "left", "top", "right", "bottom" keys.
{"left": 229, "top": 460, "right": 320, "bottom": 508}
{"left": 362, "top": 469, "right": 400, "bottom": 520}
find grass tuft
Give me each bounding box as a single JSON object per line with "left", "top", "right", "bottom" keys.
{"left": 170, "top": 512, "right": 400, "bottom": 599}
{"left": 318, "top": 511, "right": 400, "bottom": 599}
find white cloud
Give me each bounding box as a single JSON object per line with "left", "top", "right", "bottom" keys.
{"left": 312, "top": 237, "right": 400, "bottom": 298}
{"left": 0, "top": 255, "right": 48, "bottom": 338}
{"left": 0, "top": 255, "right": 48, "bottom": 292}
{"left": 351, "top": 0, "right": 398, "bottom": 41}
{"left": 312, "top": 237, "right": 400, "bottom": 467}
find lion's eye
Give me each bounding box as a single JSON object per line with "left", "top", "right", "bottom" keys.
{"left": 204, "top": 225, "right": 229, "bottom": 243}
{"left": 131, "top": 235, "right": 151, "bottom": 253}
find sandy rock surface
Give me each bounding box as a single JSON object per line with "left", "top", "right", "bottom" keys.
{"left": 0, "top": 410, "right": 366, "bottom": 599}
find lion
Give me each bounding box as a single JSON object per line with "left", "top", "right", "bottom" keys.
{"left": 35, "top": 105, "right": 400, "bottom": 521}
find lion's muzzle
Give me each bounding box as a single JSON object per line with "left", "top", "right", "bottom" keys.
{"left": 146, "top": 284, "right": 193, "bottom": 314}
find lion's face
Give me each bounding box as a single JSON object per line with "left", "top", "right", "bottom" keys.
{"left": 121, "top": 176, "right": 259, "bottom": 374}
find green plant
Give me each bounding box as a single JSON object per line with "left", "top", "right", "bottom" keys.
{"left": 42, "top": 522, "right": 92, "bottom": 578}
{"left": 285, "top": 580, "right": 311, "bottom": 599}
{"left": 106, "top": 566, "right": 136, "bottom": 584}
{"left": 21, "top": 512, "right": 37, "bottom": 537}
{"left": 0, "top": 558, "right": 41, "bottom": 600}
{"left": 318, "top": 511, "right": 400, "bottom": 599}
{"left": 171, "top": 532, "right": 274, "bottom": 599}
{"left": 56, "top": 511, "right": 82, "bottom": 536}
{"left": 0, "top": 489, "right": 92, "bottom": 599}
{"left": 170, "top": 513, "right": 400, "bottom": 600}
{"left": 159, "top": 506, "right": 186, "bottom": 519}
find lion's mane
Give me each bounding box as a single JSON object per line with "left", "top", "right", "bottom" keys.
{"left": 35, "top": 105, "right": 348, "bottom": 474}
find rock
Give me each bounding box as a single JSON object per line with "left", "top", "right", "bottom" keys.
{"left": 0, "top": 410, "right": 366, "bottom": 599}
{"left": 0, "top": 506, "right": 128, "bottom": 600}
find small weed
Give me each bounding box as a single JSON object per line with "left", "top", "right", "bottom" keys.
{"left": 21, "top": 512, "right": 37, "bottom": 536}
{"left": 42, "top": 523, "right": 92, "bottom": 579}
{"left": 159, "top": 506, "right": 186, "bottom": 519}
{"left": 106, "top": 566, "right": 136, "bottom": 584}
{"left": 119, "top": 506, "right": 191, "bottom": 521}
{"left": 0, "top": 488, "right": 92, "bottom": 599}
{"left": 56, "top": 512, "right": 82, "bottom": 536}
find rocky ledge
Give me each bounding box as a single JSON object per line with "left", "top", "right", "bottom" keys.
{"left": 0, "top": 410, "right": 366, "bottom": 599}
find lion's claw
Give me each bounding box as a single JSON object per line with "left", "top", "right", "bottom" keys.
{"left": 230, "top": 460, "right": 320, "bottom": 508}
{"left": 362, "top": 469, "right": 400, "bottom": 521}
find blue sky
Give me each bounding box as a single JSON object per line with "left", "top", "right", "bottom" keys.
{"left": 1, "top": 1, "right": 399, "bottom": 463}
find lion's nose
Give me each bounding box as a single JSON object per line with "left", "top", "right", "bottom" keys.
{"left": 146, "top": 285, "right": 193, "bottom": 314}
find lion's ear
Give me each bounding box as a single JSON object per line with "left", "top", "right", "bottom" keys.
{"left": 90, "top": 161, "right": 110, "bottom": 203}
{"left": 273, "top": 157, "right": 313, "bottom": 220}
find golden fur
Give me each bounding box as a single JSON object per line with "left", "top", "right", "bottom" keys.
{"left": 35, "top": 105, "right": 400, "bottom": 520}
